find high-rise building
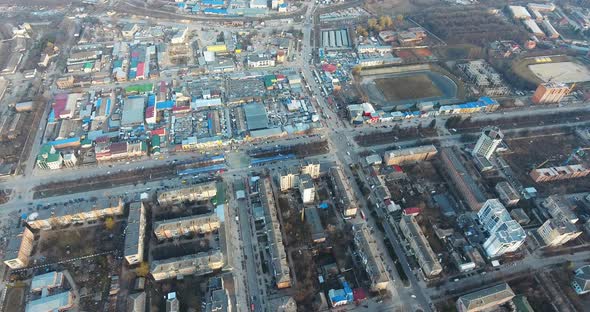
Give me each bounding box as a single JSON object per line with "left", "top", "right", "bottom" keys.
{"left": 279, "top": 168, "right": 299, "bottom": 192}
{"left": 472, "top": 127, "right": 503, "bottom": 159}
{"left": 537, "top": 218, "right": 581, "bottom": 247}
{"left": 531, "top": 82, "right": 571, "bottom": 104}
{"left": 298, "top": 174, "right": 315, "bottom": 204}
{"left": 478, "top": 199, "right": 526, "bottom": 257}
{"left": 301, "top": 160, "right": 321, "bottom": 179}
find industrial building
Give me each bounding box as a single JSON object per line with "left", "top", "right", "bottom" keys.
{"left": 478, "top": 199, "right": 526, "bottom": 257}
{"left": 353, "top": 224, "right": 389, "bottom": 291}
{"left": 25, "top": 291, "right": 75, "bottom": 312}
{"left": 299, "top": 174, "right": 315, "bottom": 204}
{"left": 121, "top": 96, "right": 146, "bottom": 127}
{"left": 472, "top": 127, "right": 503, "bottom": 160}
{"left": 537, "top": 218, "right": 581, "bottom": 247}
{"left": 305, "top": 207, "right": 326, "bottom": 243}
{"left": 243, "top": 102, "right": 269, "bottom": 131}
{"left": 157, "top": 182, "right": 218, "bottom": 206}
{"left": 495, "top": 181, "right": 520, "bottom": 207}
{"left": 329, "top": 166, "right": 358, "bottom": 217}
{"left": 153, "top": 213, "right": 221, "bottom": 240}
{"left": 261, "top": 178, "right": 291, "bottom": 289}
{"left": 383, "top": 145, "right": 438, "bottom": 166}
{"left": 456, "top": 283, "right": 515, "bottom": 312}
{"left": 523, "top": 19, "right": 545, "bottom": 37}
{"left": 321, "top": 29, "right": 350, "bottom": 49}
{"left": 530, "top": 164, "right": 590, "bottom": 183}
{"left": 542, "top": 20, "right": 560, "bottom": 39}
{"left": 399, "top": 215, "right": 443, "bottom": 277}
{"left": 150, "top": 251, "right": 224, "bottom": 281}
{"left": 440, "top": 148, "right": 487, "bottom": 211}
{"left": 124, "top": 202, "right": 146, "bottom": 265}
{"left": 531, "top": 82, "right": 571, "bottom": 104}
{"left": 26, "top": 198, "right": 124, "bottom": 230}
{"left": 508, "top": 5, "right": 532, "bottom": 20}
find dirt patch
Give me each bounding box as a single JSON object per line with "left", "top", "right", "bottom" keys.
{"left": 3, "top": 287, "right": 25, "bottom": 312}
{"left": 375, "top": 73, "right": 443, "bottom": 102}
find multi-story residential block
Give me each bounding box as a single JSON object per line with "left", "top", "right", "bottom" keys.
{"left": 472, "top": 127, "right": 503, "bottom": 160}
{"left": 353, "top": 224, "right": 389, "bottom": 291}
{"left": 537, "top": 218, "right": 581, "bottom": 247}
{"left": 3, "top": 228, "right": 34, "bottom": 269}
{"left": 261, "top": 178, "right": 291, "bottom": 289}
{"left": 495, "top": 181, "right": 520, "bottom": 207}
{"left": 532, "top": 82, "right": 571, "bottom": 104}
{"left": 150, "top": 251, "right": 224, "bottom": 281}
{"left": 530, "top": 164, "right": 590, "bottom": 183}
{"left": 572, "top": 265, "right": 590, "bottom": 295}
{"left": 26, "top": 198, "right": 124, "bottom": 230}
{"left": 383, "top": 145, "right": 438, "bottom": 166}
{"left": 399, "top": 215, "right": 443, "bottom": 277}
{"left": 440, "top": 148, "right": 486, "bottom": 211}
{"left": 456, "top": 283, "right": 515, "bottom": 312}
{"left": 124, "top": 202, "right": 146, "bottom": 265}
{"left": 157, "top": 182, "right": 217, "bottom": 206}
{"left": 329, "top": 167, "right": 358, "bottom": 217}
{"left": 153, "top": 213, "right": 221, "bottom": 241}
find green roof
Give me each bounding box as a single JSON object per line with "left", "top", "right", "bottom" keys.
{"left": 216, "top": 182, "right": 226, "bottom": 204}
{"left": 512, "top": 295, "right": 534, "bottom": 312}
{"left": 151, "top": 135, "right": 160, "bottom": 147}
{"left": 84, "top": 62, "right": 94, "bottom": 69}
{"left": 125, "top": 83, "right": 153, "bottom": 94}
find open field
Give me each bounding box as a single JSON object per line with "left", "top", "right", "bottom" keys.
{"left": 511, "top": 55, "right": 587, "bottom": 85}
{"left": 361, "top": 69, "right": 459, "bottom": 107}
{"left": 413, "top": 6, "right": 528, "bottom": 46}
{"left": 529, "top": 61, "right": 590, "bottom": 84}
{"left": 374, "top": 74, "right": 443, "bottom": 102}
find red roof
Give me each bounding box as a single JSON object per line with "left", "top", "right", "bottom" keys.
{"left": 353, "top": 288, "right": 367, "bottom": 302}
{"left": 322, "top": 64, "right": 337, "bottom": 73}
{"left": 137, "top": 62, "right": 145, "bottom": 77}
{"left": 392, "top": 165, "right": 403, "bottom": 172}
{"left": 172, "top": 105, "right": 191, "bottom": 114}
{"left": 110, "top": 142, "right": 127, "bottom": 154}
{"left": 145, "top": 106, "right": 155, "bottom": 118}
{"left": 403, "top": 207, "right": 421, "bottom": 216}
{"left": 151, "top": 128, "right": 166, "bottom": 136}
{"left": 159, "top": 81, "right": 167, "bottom": 92}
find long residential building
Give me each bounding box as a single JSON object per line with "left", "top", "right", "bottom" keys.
{"left": 440, "top": 148, "right": 486, "bottom": 211}
{"left": 154, "top": 213, "right": 221, "bottom": 241}
{"left": 124, "top": 202, "right": 146, "bottom": 265}
{"left": 157, "top": 182, "right": 218, "bottom": 206}
{"left": 353, "top": 224, "right": 389, "bottom": 291}
{"left": 150, "top": 251, "right": 224, "bottom": 281}
{"left": 383, "top": 145, "right": 438, "bottom": 166}
{"left": 3, "top": 228, "right": 34, "bottom": 269}
{"left": 530, "top": 164, "right": 590, "bottom": 183}
{"left": 261, "top": 178, "right": 291, "bottom": 289}
{"left": 329, "top": 166, "right": 358, "bottom": 217}
{"left": 26, "top": 198, "right": 124, "bottom": 230}
{"left": 399, "top": 215, "right": 443, "bottom": 277}
{"left": 456, "top": 283, "right": 515, "bottom": 312}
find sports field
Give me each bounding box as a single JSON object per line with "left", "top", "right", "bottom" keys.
{"left": 374, "top": 73, "right": 443, "bottom": 102}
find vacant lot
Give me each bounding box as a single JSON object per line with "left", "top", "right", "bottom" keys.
{"left": 375, "top": 74, "right": 443, "bottom": 102}
{"left": 529, "top": 61, "right": 590, "bottom": 84}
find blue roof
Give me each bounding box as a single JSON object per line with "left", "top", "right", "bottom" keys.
{"left": 156, "top": 100, "right": 174, "bottom": 110}
{"left": 105, "top": 98, "right": 111, "bottom": 115}
{"left": 479, "top": 96, "right": 495, "bottom": 105}
{"left": 192, "top": 5, "right": 201, "bottom": 12}
{"left": 178, "top": 164, "right": 227, "bottom": 176}
{"left": 250, "top": 154, "right": 295, "bottom": 165}
{"left": 201, "top": 0, "right": 224, "bottom": 5}
{"left": 47, "top": 137, "right": 80, "bottom": 146}
{"left": 148, "top": 95, "right": 156, "bottom": 106}
{"left": 48, "top": 109, "right": 55, "bottom": 123}
{"left": 177, "top": 2, "right": 186, "bottom": 8}
{"left": 203, "top": 8, "right": 228, "bottom": 14}
{"left": 95, "top": 98, "right": 102, "bottom": 108}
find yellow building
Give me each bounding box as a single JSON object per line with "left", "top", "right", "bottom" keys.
{"left": 532, "top": 82, "right": 571, "bottom": 104}
{"left": 206, "top": 44, "right": 228, "bottom": 53}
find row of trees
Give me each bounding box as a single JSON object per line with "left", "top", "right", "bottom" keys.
{"left": 355, "top": 14, "right": 404, "bottom": 37}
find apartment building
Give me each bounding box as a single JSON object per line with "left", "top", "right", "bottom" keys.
{"left": 353, "top": 224, "right": 389, "bottom": 291}
{"left": 383, "top": 145, "right": 438, "bottom": 166}
{"left": 150, "top": 251, "right": 224, "bottom": 281}
{"left": 124, "top": 202, "right": 146, "bottom": 265}
{"left": 478, "top": 199, "right": 526, "bottom": 257}
{"left": 157, "top": 182, "right": 218, "bottom": 206}
{"left": 399, "top": 215, "right": 443, "bottom": 277}
{"left": 4, "top": 228, "right": 35, "bottom": 269}
{"left": 537, "top": 218, "right": 581, "bottom": 247}
{"left": 154, "top": 213, "right": 221, "bottom": 241}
